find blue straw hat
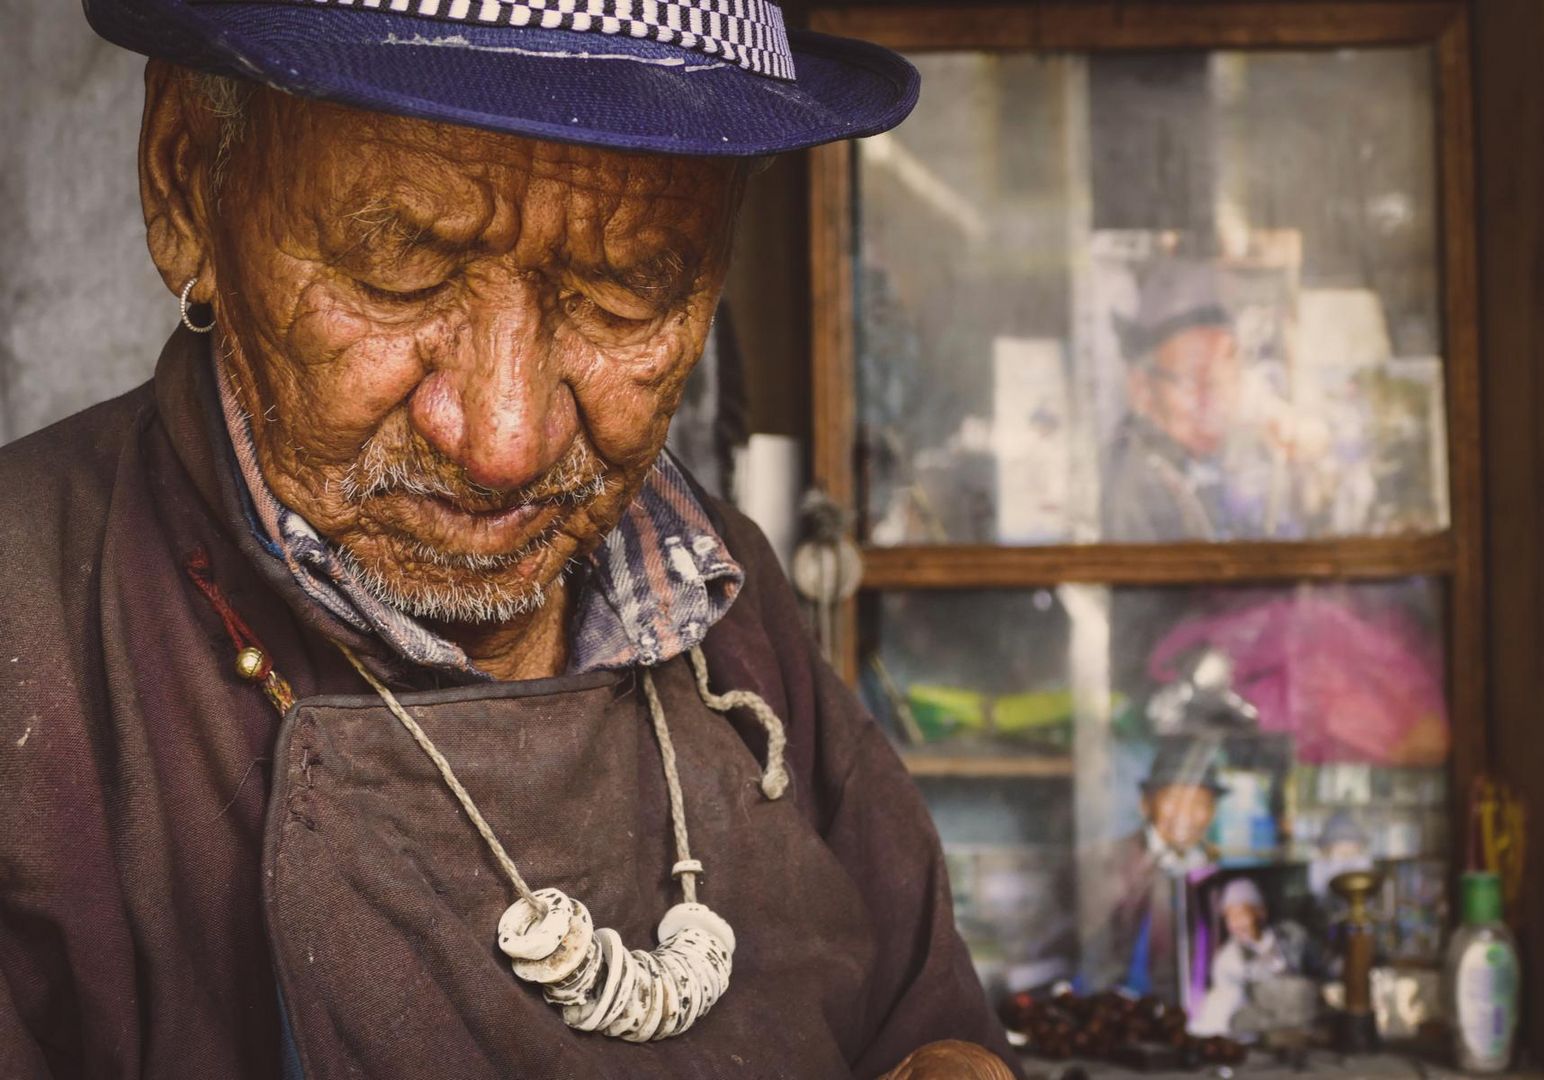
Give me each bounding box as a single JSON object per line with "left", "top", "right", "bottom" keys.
{"left": 84, "top": 0, "right": 920, "bottom": 157}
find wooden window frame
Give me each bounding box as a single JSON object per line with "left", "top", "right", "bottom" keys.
{"left": 807, "top": 1, "right": 1484, "bottom": 805}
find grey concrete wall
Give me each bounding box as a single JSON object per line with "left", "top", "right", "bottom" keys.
{"left": 0, "top": 1, "right": 169, "bottom": 445}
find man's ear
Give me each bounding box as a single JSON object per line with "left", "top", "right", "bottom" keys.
{"left": 139, "top": 60, "right": 219, "bottom": 304}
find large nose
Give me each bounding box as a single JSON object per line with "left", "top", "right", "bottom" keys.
{"left": 409, "top": 282, "right": 578, "bottom": 491}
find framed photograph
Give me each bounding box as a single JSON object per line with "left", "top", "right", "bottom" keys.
{"left": 1079, "top": 230, "right": 1303, "bottom": 543}
{"left": 1185, "top": 863, "right": 1319, "bottom": 1038}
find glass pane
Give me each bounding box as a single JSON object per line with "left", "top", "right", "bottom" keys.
{"left": 864, "top": 579, "right": 1451, "bottom": 1028}
{"left": 854, "top": 47, "right": 1447, "bottom": 545}
{"left": 861, "top": 588, "right": 1076, "bottom": 756}
{"left": 859, "top": 588, "right": 1080, "bottom": 991}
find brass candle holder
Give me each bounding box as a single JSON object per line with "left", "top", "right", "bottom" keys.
{"left": 1330, "top": 869, "right": 1384, "bottom": 1053}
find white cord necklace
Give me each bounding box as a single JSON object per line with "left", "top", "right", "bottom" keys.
{"left": 339, "top": 644, "right": 784, "bottom": 1041}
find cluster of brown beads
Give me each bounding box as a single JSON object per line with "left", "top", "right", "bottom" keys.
{"left": 1000, "top": 988, "right": 1247, "bottom": 1069}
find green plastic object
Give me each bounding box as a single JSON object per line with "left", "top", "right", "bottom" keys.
{"left": 906, "top": 685, "right": 988, "bottom": 741}
{"left": 1461, "top": 871, "right": 1504, "bottom": 926}
{"left": 993, "top": 690, "right": 1076, "bottom": 734}
{"left": 904, "top": 685, "right": 1104, "bottom": 745}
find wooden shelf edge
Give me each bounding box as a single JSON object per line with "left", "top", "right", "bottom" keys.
{"left": 899, "top": 752, "right": 1075, "bottom": 779}
{"left": 809, "top": 3, "right": 1461, "bottom": 52}
{"left": 859, "top": 534, "right": 1457, "bottom": 589}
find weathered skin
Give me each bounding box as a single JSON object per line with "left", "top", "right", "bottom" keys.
{"left": 139, "top": 60, "right": 744, "bottom": 679}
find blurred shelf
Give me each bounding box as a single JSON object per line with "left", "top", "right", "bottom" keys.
{"left": 859, "top": 534, "right": 1455, "bottom": 590}
{"left": 900, "top": 752, "right": 1075, "bottom": 779}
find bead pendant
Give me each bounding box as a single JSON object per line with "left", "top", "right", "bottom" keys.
{"left": 497, "top": 888, "right": 736, "bottom": 1042}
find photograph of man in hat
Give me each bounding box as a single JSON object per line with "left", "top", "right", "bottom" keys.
{"left": 1084, "top": 737, "right": 1226, "bottom": 1000}
{"left": 0, "top": 3, "right": 1018, "bottom": 1078}
{"left": 1102, "top": 259, "right": 1249, "bottom": 542}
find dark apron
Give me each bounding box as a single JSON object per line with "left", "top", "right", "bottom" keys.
{"left": 264, "top": 654, "right": 872, "bottom": 1079}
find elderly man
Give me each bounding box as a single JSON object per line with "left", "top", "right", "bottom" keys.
{"left": 0, "top": 3, "right": 1017, "bottom": 1078}
{"left": 1102, "top": 260, "right": 1249, "bottom": 542}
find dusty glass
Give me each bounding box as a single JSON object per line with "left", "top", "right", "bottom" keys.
{"left": 864, "top": 579, "right": 1449, "bottom": 1011}
{"left": 854, "top": 47, "right": 1446, "bottom": 545}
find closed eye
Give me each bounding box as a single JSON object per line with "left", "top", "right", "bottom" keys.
{"left": 561, "top": 290, "right": 654, "bottom": 331}
{"left": 355, "top": 278, "right": 451, "bottom": 305}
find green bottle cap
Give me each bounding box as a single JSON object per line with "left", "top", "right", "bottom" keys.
{"left": 1461, "top": 871, "right": 1504, "bottom": 925}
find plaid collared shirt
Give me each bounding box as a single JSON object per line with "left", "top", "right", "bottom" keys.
{"left": 216, "top": 363, "right": 743, "bottom": 678}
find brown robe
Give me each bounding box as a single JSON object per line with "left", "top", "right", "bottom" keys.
{"left": 0, "top": 328, "right": 1019, "bottom": 1079}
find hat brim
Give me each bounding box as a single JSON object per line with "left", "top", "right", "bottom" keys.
{"left": 1140, "top": 777, "right": 1231, "bottom": 797}
{"left": 84, "top": 0, "right": 920, "bottom": 157}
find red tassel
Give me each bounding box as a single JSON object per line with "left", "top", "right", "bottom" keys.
{"left": 185, "top": 548, "right": 295, "bottom": 715}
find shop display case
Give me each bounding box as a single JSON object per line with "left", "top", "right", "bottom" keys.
{"left": 809, "top": 0, "right": 1481, "bottom": 1041}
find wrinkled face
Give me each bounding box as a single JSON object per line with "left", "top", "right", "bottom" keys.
{"left": 1129, "top": 325, "right": 1240, "bottom": 457}
{"left": 1223, "top": 901, "right": 1265, "bottom": 943}
{"left": 1143, "top": 784, "right": 1218, "bottom": 853}
{"left": 206, "top": 92, "right": 742, "bottom": 624}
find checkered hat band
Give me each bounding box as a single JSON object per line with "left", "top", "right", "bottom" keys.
{"left": 194, "top": 0, "right": 796, "bottom": 80}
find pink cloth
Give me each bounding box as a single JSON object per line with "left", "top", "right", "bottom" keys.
{"left": 1148, "top": 594, "right": 1449, "bottom": 766}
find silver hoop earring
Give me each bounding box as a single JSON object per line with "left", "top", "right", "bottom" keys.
{"left": 180, "top": 277, "right": 216, "bottom": 334}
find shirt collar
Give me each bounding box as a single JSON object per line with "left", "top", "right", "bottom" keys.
{"left": 214, "top": 357, "right": 742, "bottom": 677}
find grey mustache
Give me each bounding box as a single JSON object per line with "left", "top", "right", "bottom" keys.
{"left": 338, "top": 435, "right": 608, "bottom": 509}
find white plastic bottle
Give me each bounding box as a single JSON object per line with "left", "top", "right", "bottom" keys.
{"left": 1444, "top": 872, "right": 1520, "bottom": 1073}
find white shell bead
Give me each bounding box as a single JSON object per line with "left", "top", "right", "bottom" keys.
{"left": 562, "top": 928, "right": 626, "bottom": 1032}
{"left": 513, "top": 898, "right": 593, "bottom": 984}
{"left": 497, "top": 889, "right": 574, "bottom": 961}
{"left": 591, "top": 944, "right": 641, "bottom": 1032}
{"left": 541, "top": 938, "right": 602, "bottom": 1006}
{"left": 602, "top": 951, "right": 654, "bottom": 1039}
{"left": 697, "top": 936, "right": 732, "bottom": 1005}
{"left": 654, "top": 942, "right": 705, "bottom": 1037}
{"left": 656, "top": 901, "right": 736, "bottom": 955}
{"left": 626, "top": 951, "right": 669, "bottom": 1043}
{"left": 645, "top": 953, "right": 681, "bottom": 1042}
{"left": 666, "top": 927, "right": 728, "bottom": 1004}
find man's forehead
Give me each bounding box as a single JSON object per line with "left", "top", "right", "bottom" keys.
{"left": 252, "top": 99, "right": 739, "bottom": 271}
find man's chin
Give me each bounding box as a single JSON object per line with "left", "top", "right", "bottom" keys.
{"left": 337, "top": 541, "right": 565, "bottom": 626}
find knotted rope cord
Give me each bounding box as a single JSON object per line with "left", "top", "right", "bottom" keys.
{"left": 686, "top": 646, "right": 789, "bottom": 800}
{"left": 338, "top": 644, "right": 545, "bottom": 912}
{"left": 639, "top": 665, "right": 699, "bottom": 905}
